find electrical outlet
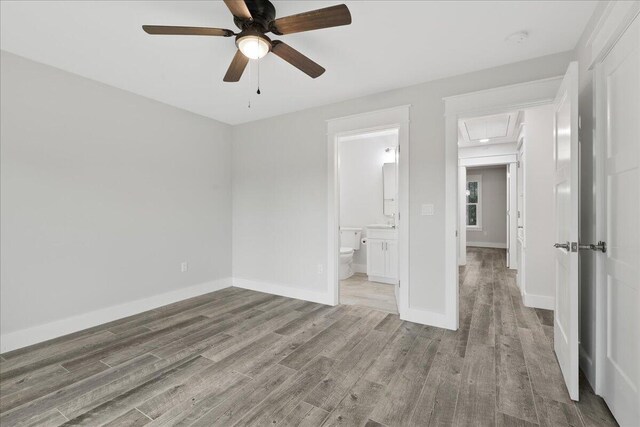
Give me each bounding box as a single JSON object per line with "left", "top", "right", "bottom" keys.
{"left": 317, "top": 264, "right": 324, "bottom": 274}
{"left": 181, "top": 261, "right": 188, "bottom": 273}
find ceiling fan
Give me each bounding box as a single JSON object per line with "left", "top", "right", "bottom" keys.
{"left": 142, "top": 0, "right": 352, "bottom": 82}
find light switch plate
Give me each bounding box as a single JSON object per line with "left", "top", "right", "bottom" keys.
{"left": 421, "top": 204, "right": 434, "bottom": 216}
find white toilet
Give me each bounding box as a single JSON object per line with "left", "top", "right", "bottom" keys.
{"left": 339, "top": 227, "right": 362, "bottom": 280}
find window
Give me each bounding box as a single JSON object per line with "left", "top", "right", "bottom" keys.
{"left": 466, "top": 175, "right": 482, "bottom": 230}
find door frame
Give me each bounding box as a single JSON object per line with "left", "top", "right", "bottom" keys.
{"left": 444, "top": 76, "right": 563, "bottom": 330}
{"left": 458, "top": 157, "right": 517, "bottom": 269}
{"left": 326, "top": 105, "right": 410, "bottom": 318}
{"left": 591, "top": 2, "right": 640, "bottom": 397}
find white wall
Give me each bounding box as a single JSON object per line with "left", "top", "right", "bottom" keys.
{"left": 339, "top": 134, "right": 396, "bottom": 268}
{"left": 521, "top": 105, "right": 556, "bottom": 307}
{"left": 466, "top": 166, "right": 507, "bottom": 247}
{"left": 232, "top": 51, "right": 573, "bottom": 315}
{"left": 0, "top": 51, "right": 233, "bottom": 346}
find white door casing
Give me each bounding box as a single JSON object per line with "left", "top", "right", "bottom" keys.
{"left": 595, "top": 15, "right": 639, "bottom": 426}
{"left": 327, "top": 105, "right": 410, "bottom": 320}
{"left": 553, "top": 61, "right": 580, "bottom": 401}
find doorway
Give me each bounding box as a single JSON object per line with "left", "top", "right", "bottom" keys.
{"left": 445, "top": 73, "right": 583, "bottom": 398}
{"left": 337, "top": 129, "right": 399, "bottom": 313}
{"left": 326, "top": 105, "right": 410, "bottom": 319}
{"left": 464, "top": 166, "right": 509, "bottom": 262}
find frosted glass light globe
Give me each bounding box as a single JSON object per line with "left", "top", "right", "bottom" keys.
{"left": 237, "top": 35, "right": 270, "bottom": 59}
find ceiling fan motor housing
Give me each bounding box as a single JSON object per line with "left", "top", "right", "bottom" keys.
{"left": 233, "top": 0, "right": 276, "bottom": 32}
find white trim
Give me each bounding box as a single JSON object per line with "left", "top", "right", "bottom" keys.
{"left": 458, "top": 166, "right": 467, "bottom": 266}
{"left": 445, "top": 76, "right": 563, "bottom": 334}
{"left": 465, "top": 174, "right": 482, "bottom": 230}
{"left": 327, "top": 105, "right": 410, "bottom": 321}
{"left": 467, "top": 242, "right": 507, "bottom": 249}
{"left": 587, "top": 0, "right": 640, "bottom": 69}
{"left": 459, "top": 154, "right": 517, "bottom": 167}
{"left": 0, "top": 278, "right": 232, "bottom": 353}
{"left": 401, "top": 307, "right": 451, "bottom": 330}
{"left": 444, "top": 76, "right": 563, "bottom": 117}
{"left": 522, "top": 291, "right": 555, "bottom": 310}
{"left": 233, "top": 278, "right": 332, "bottom": 305}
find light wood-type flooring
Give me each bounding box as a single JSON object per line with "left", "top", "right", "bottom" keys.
{"left": 340, "top": 273, "right": 398, "bottom": 314}
{"left": 0, "top": 248, "right": 617, "bottom": 426}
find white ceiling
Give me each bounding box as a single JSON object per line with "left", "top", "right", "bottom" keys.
{"left": 0, "top": 1, "right": 596, "bottom": 125}
{"left": 458, "top": 111, "right": 522, "bottom": 147}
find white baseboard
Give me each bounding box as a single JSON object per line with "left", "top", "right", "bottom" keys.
{"left": 401, "top": 307, "right": 456, "bottom": 330}
{"left": 233, "top": 278, "right": 333, "bottom": 305}
{"left": 579, "top": 344, "right": 596, "bottom": 390}
{"left": 0, "top": 278, "right": 232, "bottom": 353}
{"left": 467, "top": 242, "right": 507, "bottom": 249}
{"left": 522, "top": 291, "right": 555, "bottom": 310}
{"left": 352, "top": 263, "right": 367, "bottom": 274}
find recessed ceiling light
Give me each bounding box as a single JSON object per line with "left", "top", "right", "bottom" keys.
{"left": 479, "top": 138, "right": 490, "bottom": 143}
{"left": 505, "top": 31, "right": 529, "bottom": 44}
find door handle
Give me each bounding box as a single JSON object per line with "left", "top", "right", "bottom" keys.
{"left": 554, "top": 242, "right": 570, "bottom": 250}
{"left": 578, "top": 241, "right": 607, "bottom": 253}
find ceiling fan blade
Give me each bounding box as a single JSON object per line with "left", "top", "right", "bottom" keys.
{"left": 142, "top": 25, "right": 233, "bottom": 37}
{"left": 270, "top": 4, "right": 351, "bottom": 35}
{"left": 223, "top": 50, "right": 250, "bottom": 82}
{"left": 224, "top": 0, "right": 252, "bottom": 20}
{"left": 271, "top": 41, "right": 325, "bottom": 78}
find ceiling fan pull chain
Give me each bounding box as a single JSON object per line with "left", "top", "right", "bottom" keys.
{"left": 257, "top": 60, "right": 261, "bottom": 95}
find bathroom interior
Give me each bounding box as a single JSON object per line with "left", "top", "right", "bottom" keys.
{"left": 338, "top": 129, "right": 399, "bottom": 314}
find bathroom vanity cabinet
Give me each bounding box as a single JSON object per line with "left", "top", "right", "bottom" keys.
{"left": 366, "top": 227, "right": 398, "bottom": 285}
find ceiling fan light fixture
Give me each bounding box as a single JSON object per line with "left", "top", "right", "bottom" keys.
{"left": 237, "top": 35, "right": 270, "bottom": 59}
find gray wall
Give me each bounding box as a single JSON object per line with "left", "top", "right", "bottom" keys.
{"left": 232, "top": 51, "right": 573, "bottom": 314}
{"left": 0, "top": 51, "right": 233, "bottom": 336}
{"left": 466, "top": 166, "right": 507, "bottom": 247}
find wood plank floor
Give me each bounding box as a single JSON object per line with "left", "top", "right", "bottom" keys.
{"left": 0, "top": 248, "right": 618, "bottom": 426}
{"left": 340, "top": 274, "right": 398, "bottom": 314}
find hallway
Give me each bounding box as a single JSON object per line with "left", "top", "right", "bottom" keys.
{"left": 459, "top": 247, "right": 616, "bottom": 426}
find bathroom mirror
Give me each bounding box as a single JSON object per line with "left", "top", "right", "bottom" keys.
{"left": 383, "top": 162, "right": 397, "bottom": 216}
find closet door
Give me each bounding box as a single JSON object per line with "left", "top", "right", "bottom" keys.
{"left": 597, "top": 15, "right": 639, "bottom": 426}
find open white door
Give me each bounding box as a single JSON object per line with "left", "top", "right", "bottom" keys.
{"left": 552, "top": 61, "right": 579, "bottom": 400}
{"left": 596, "top": 15, "right": 639, "bottom": 426}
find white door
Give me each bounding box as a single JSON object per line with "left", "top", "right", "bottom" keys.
{"left": 597, "top": 16, "right": 639, "bottom": 426}
{"left": 367, "top": 240, "right": 386, "bottom": 277}
{"left": 553, "top": 61, "right": 580, "bottom": 400}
